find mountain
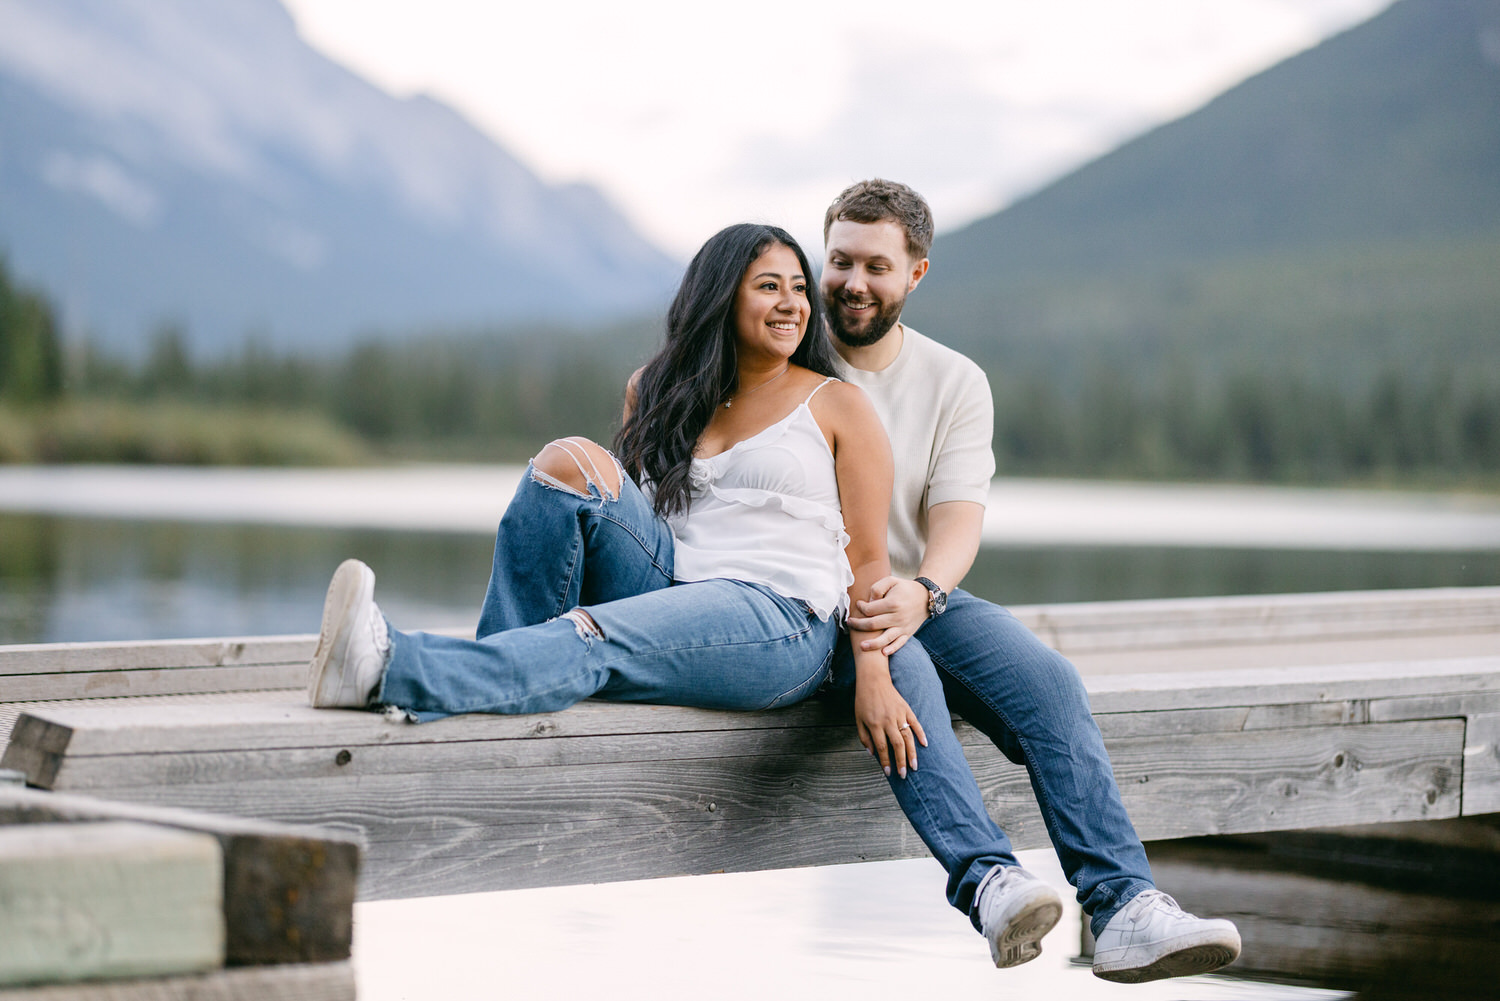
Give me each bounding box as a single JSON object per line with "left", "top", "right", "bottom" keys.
{"left": 906, "top": 0, "right": 1500, "bottom": 385}
{"left": 0, "top": 0, "right": 679, "bottom": 356}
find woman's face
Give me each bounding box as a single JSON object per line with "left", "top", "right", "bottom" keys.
{"left": 732, "top": 243, "right": 810, "bottom": 363}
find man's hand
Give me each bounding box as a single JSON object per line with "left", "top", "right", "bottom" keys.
{"left": 853, "top": 671, "right": 928, "bottom": 779}
{"left": 846, "top": 576, "right": 930, "bottom": 656}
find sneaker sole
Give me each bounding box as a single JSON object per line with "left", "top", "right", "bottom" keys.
{"left": 990, "top": 893, "right": 1064, "bottom": 968}
{"left": 308, "top": 559, "right": 375, "bottom": 707}
{"left": 1093, "top": 937, "right": 1241, "bottom": 983}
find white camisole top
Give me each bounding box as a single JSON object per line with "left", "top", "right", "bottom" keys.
{"left": 666, "top": 378, "right": 853, "bottom": 621}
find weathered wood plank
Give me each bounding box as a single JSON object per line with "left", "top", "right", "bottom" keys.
{"left": 0, "top": 963, "right": 353, "bottom": 1001}
{"left": 1107, "top": 719, "right": 1463, "bottom": 838}
{"left": 0, "top": 638, "right": 314, "bottom": 676}
{"left": 14, "top": 713, "right": 1460, "bottom": 898}
{"left": 1028, "top": 586, "right": 1500, "bottom": 654}
{"left": 1084, "top": 656, "right": 1500, "bottom": 713}
{"left": 1369, "top": 691, "right": 1500, "bottom": 722}
{"left": 0, "top": 788, "right": 358, "bottom": 966}
{"left": 0, "top": 822, "right": 224, "bottom": 987}
{"left": 8, "top": 656, "right": 1496, "bottom": 767}
{"left": 0, "top": 666, "right": 306, "bottom": 704}
{"left": 1463, "top": 713, "right": 1500, "bottom": 816}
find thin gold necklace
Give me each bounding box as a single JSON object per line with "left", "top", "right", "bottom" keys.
{"left": 724, "top": 365, "right": 790, "bottom": 408}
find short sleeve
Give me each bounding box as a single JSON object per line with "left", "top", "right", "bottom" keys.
{"left": 925, "top": 363, "right": 995, "bottom": 509}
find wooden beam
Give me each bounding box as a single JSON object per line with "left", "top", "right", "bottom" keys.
{"left": 0, "top": 823, "right": 223, "bottom": 987}
{"left": 0, "top": 788, "right": 358, "bottom": 966}
{"left": 0, "top": 963, "right": 353, "bottom": 1001}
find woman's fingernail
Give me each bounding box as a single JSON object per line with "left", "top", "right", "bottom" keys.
{"left": 898, "top": 767, "right": 907, "bottom": 779}
{"left": 883, "top": 766, "right": 891, "bottom": 777}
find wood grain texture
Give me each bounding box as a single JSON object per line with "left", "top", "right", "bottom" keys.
{"left": 0, "top": 823, "right": 223, "bottom": 987}
{"left": 0, "top": 963, "right": 353, "bottom": 1001}
{"left": 13, "top": 712, "right": 1464, "bottom": 899}
{"left": 1108, "top": 720, "right": 1464, "bottom": 838}
{"left": 1028, "top": 586, "right": 1500, "bottom": 654}
{"left": 1462, "top": 713, "right": 1500, "bottom": 815}
{"left": 0, "top": 667, "right": 306, "bottom": 705}
{"left": 0, "top": 788, "right": 357, "bottom": 966}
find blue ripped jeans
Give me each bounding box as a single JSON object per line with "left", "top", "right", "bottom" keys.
{"left": 377, "top": 458, "right": 838, "bottom": 722}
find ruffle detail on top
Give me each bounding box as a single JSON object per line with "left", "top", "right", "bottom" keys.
{"left": 672, "top": 400, "right": 853, "bottom": 621}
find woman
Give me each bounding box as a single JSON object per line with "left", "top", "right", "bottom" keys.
{"left": 307, "top": 224, "right": 926, "bottom": 775}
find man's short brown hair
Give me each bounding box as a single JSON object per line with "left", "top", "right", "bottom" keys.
{"left": 823, "top": 178, "right": 934, "bottom": 261}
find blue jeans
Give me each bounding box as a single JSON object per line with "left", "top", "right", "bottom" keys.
{"left": 378, "top": 464, "right": 838, "bottom": 721}
{"left": 916, "top": 590, "right": 1155, "bottom": 936}
{"left": 825, "top": 641, "right": 1020, "bottom": 932}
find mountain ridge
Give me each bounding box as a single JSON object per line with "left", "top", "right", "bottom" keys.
{"left": 0, "top": 0, "right": 679, "bottom": 356}
{"left": 923, "top": 0, "right": 1500, "bottom": 280}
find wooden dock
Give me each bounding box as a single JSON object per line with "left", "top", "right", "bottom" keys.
{"left": 3, "top": 586, "right": 1498, "bottom": 903}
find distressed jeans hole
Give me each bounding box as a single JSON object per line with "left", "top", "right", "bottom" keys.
{"left": 560, "top": 608, "right": 605, "bottom": 641}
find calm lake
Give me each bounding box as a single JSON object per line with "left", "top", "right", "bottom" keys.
{"left": 2, "top": 466, "right": 1497, "bottom": 999}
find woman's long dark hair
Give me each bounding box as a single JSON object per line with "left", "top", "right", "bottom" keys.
{"left": 615, "top": 223, "right": 840, "bottom": 518}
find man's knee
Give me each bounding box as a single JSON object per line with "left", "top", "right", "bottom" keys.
{"left": 886, "top": 642, "right": 943, "bottom": 702}
{"left": 531, "top": 437, "right": 622, "bottom": 500}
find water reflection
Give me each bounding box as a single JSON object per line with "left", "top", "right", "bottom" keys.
{"left": 2, "top": 511, "right": 1495, "bottom": 643}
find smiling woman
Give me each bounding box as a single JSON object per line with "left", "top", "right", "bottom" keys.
{"left": 305, "top": 223, "right": 930, "bottom": 792}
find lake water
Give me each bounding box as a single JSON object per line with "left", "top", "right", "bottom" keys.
{"left": 2, "top": 465, "right": 1497, "bottom": 999}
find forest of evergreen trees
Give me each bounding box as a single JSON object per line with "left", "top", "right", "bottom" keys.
{"left": 0, "top": 257, "right": 1495, "bottom": 484}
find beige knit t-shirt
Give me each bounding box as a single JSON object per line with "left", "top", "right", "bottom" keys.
{"left": 837, "top": 325, "right": 995, "bottom": 578}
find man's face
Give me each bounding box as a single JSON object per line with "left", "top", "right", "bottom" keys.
{"left": 821, "top": 219, "right": 928, "bottom": 348}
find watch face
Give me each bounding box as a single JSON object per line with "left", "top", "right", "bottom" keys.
{"left": 931, "top": 591, "right": 947, "bottom": 615}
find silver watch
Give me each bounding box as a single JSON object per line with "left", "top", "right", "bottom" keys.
{"left": 914, "top": 577, "right": 947, "bottom": 618}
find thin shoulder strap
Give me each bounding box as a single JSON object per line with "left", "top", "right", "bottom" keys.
{"left": 803, "top": 376, "right": 840, "bottom": 405}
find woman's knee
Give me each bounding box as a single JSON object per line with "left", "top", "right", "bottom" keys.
{"left": 531, "top": 437, "right": 622, "bottom": 500}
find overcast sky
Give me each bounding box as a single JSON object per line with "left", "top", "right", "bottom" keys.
{"left": 281, "top": 0, "right": 1394, "bottom": 258}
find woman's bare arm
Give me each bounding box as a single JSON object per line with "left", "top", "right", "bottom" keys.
{"left": 816, "top": 382, "right": 927, "bottom": 779}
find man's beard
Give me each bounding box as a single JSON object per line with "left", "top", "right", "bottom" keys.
{"left": 826, "top": 291, "right": 905, "bottom": 348}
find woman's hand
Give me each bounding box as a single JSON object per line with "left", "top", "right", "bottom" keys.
{"left": 853, "top": 669, "right": 928, "bottom": 780}
{"left": 846, "top": 576, "right": 930, "bottom": 655}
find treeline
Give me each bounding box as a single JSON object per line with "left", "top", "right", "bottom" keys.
{"left": 1, "top": 256, "right": 1496, "bottom": 483}
{"left": 0, "top": 256, "right": 63, "bottom": 404}
{"left": 990, "top": 364, "right": 1500, "bottom": 484}
{"left": 71, "top": 320, "right": 656, "bottom": 461}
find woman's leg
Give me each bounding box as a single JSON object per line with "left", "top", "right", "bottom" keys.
{"left": 381, "top": 580, "right": 838, "bottom": 721}
{"left": 476, "top": 438, "right": 674, "bottom": 637}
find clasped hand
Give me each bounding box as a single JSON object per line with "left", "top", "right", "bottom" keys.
{"left": 846, "top": 576, "right": 929, "bottom": 655}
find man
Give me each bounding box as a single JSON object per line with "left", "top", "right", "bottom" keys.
{"left": 821, "top": 178, "right": 1242, "bottom": 982}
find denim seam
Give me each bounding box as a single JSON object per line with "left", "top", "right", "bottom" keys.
{"left": 760, "top": 645, "right": 834, "bottom": 710}
{"left": 592, "top": 506, "right": 674, "bottom": 581}
{"left": 553, "top": 527, "right": 586, "bottom": 620}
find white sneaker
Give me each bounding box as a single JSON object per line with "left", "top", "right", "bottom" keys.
{"left": 308, "top": 559, "right": 391, "bottom": 708}
{"left": 975, "top": 865, "right": 1064, "bottom": 968}
{"left": 1091, "top": 889, "right": 1241, "bottom": 983}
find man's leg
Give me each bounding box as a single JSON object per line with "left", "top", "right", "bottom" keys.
{"left": 827, "top": 638, "right": 1064, "bottom": 967}
{"left": 915, "top": 590, "right": 1153, "bottom": 935}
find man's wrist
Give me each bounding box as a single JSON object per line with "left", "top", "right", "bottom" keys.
{"left": 914, "top": 576, "right": 947, "bottom": 618}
